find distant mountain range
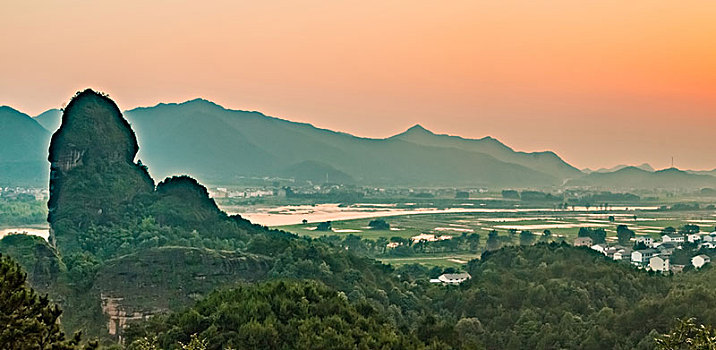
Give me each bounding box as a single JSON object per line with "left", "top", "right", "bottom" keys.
{"left": 582, "top": 163, "right": 655, "bottom": 174}
{"left": 2, "top": 99, "right": 715, "bottom": 189}
{"left": 687, "top": 169, "right": 716, "bottom": 177}
{"left": 566, "top": 166, "right": 716, "bottom": 190}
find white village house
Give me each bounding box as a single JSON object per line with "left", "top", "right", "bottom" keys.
{"left": 686, "top": 233, "right": 702, "bottom": 243}
{"left": 661, "top": 234, "right": 685, "bottom": 244}
{"left": 431, "top": 272, "right": 472, "bottom": 285}
{"left": 701, "top": 241, "right": 716, "bottom": 249}
{"left": 648, "top": 256, "right": 670, "bottom": 273}
{"left": 701, "top": 232, "right": 716, "bottom": 243}
{"left": 635, "top": 236, "right": 654, "bottom": 247}
{"left": 613, "top": 248, "right": 632, "bottom": 261}
{"left": 631, "top": 249, "right": 658, "bottom": 265}
{"left": 411, "top": 233, "right": 452, "bottom": 243}
{"left": 691, "top": 254, "right": 711, "bottom": 269}
{"left": 699, "top": 233, "right": 716, "bottom": 249}
{"left": 574, "top": 237, "right": 593, "bottom": 247}
{"left": 590, "top": 244, "right": 608, "bottom": 255}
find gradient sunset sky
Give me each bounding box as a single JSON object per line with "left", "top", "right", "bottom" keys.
{"left": 2, "top": 1, "right": 715, "bottom": 170}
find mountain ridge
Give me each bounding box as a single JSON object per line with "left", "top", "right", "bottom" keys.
{"left": 0, "top": 106, "right": 51, "bottom": 186}
{"left": 32, "top": 98, "right": 573, "bottom": 158}
{"left": 583, "top": 163, "right": 655, "bottom": 174}
{"left": 389, "top": 122, "right": 582, "bottom": 180}
{"left": 121, "top": 100, "right": 571, "bottom": 186}
{"left": 2, "top": 98, "right": 714, "bottom": 188}
{"left": 566, "top": 166, "right": 716, "bottom": 189}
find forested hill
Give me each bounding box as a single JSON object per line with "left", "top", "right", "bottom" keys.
{"left": 444, "top": 245, "right": 716, "bottom": 349}
{"left": 122, "top": 243, "right": 716, "bottom": 349}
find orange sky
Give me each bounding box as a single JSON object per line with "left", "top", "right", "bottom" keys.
{"left": 2, "top": 0, "right": 716, "bottom": 170}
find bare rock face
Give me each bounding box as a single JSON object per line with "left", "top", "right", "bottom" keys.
{"left": 100, "top": 295, "right": 148, "bottom": 343}
{"left": 47, "top": 89, "right": 154, "bottom": 250}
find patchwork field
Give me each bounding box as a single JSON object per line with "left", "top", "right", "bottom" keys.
{"left": 277, "top": 208, "right": 716, "bottom": 267}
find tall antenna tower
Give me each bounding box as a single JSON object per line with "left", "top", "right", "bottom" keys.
{"left": 671, "top": 156, "right": 674, "bottom": 168}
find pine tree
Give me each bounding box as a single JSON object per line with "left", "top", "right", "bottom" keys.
{"left": 0, "top": 253, "right": 93, "bottom": 350}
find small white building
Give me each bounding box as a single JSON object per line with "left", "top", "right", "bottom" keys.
{"left": 692, "top": 254, "right": 711, "bottom": 269}
{"left": 635, "top": 236, "right": 654, "bottom": 247}
{"left": 686, "top": 233, "right": 702, "bottom": 243}
{"left": 661, "top": 234, "right": 685, "bottom": 244}
{"left": 574, "top": 237, "right": 593, "bottom": 247}
{"left": 436, "top": 273, "right": 471, "bottom": 285}
{"left": 613, "top": 248, "right": 632, "bottom": 261}
{"left": 632, "top": 249, "right": 658, "bottom": 265}
{"left": 649, "top": 256, "right": 670, "bottom": 273}
{"left": 411, "top": 233, "right": 452, "bottom": 243}
{"left": 590, "top": 244, "right": 608, "bottom": 255}
{"left": 702, "top": 233, "right": 716, "bottom": 243}
{"left": 700, "top": 242, "right": 716, "bottom": 249}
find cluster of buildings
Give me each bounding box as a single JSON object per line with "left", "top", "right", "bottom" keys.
{"left": 575, "top": 231, "right": 715, "bottom": 273}
{"left": 208, "top": 187, "right": 276, "bottom": 199}
{"left": 363, "top": 187, "right": 488, "bottom": 199}
{"left": 0, "top": 187, "right": 48, "bottom": 200}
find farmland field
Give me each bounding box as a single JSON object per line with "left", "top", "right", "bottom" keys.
{"left": 274, "top": 205, "right": 716, "bottom": 267}
{"left": 280, "top": 209, "right": 716, "bottom": 240}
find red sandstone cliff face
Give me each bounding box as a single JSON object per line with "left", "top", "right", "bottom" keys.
{"left": 101, "top": 294, "right": 149, "bottom": 344}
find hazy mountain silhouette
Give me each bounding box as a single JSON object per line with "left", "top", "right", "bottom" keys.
{"left": 390, "top": 124, "right": 582, "bottom": 179}
{"left": 567, "top": 166, "right": 716, "bottom": 189}
{"left": 687, "top": 168, "right": 716, "bottom": 177}
{"left": 113, "top": 100, "right": 568, "bottom": 186}
{"left": 0, "top": 106, "right": 50, "bottom": 186}
{"left": 34, "top": 108, "right": 62, "bottom": 133}
{"left": 122, "top": 100, "right": 586, "bottom": 186}
{"left": 6, "top": 98, "right": 715, "bottom": 188}
{"left": 582, "top": 163, "right": 655, "bottom": 174}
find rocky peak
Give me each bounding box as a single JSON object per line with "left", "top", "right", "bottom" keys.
{"left": 48, "top": 89, "right": 154, "bottom": 246}
{"left": 46, "top": 89, "right": 233, "bottom": 254}
{"left": 49, "top": 89, "right": 139, "bottom": 172}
